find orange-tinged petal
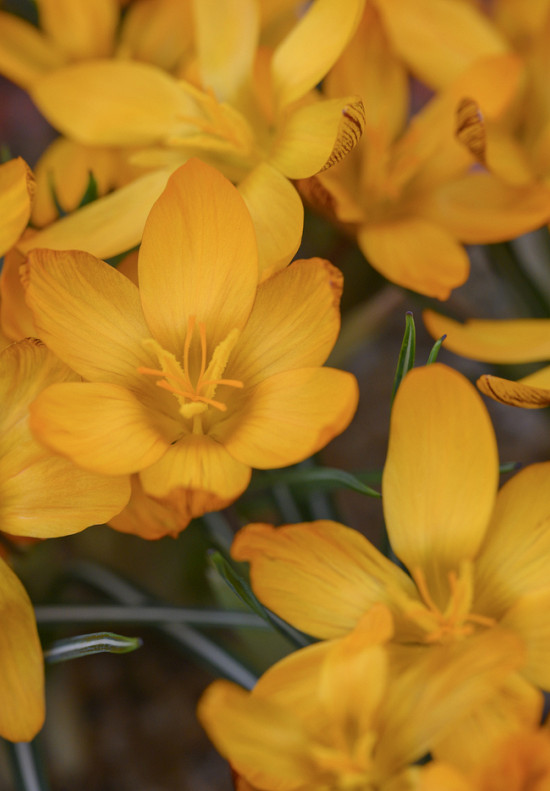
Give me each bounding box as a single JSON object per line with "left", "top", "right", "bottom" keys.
{"left": 417, "top": 173, "right": 550, "bottom": 244}
{"left": 213, "top": 367, "right": 358, "bottom": 469}
{"left": 0, "top": 11, "right": 65, "bottom": 88}
{"left": 30, "top": 382, "right": 172, "bottom": 475}
{"left": 139, "top": 436, "right": 251, "bottom": 525}
{"left": 501, "top": 590, "right": 550, "bottom": 689}
{"left": 0, "top": 340, "right": 130, "bottom": 536}
{"left": 238, "top": 162, "right": 303, "bottom": 279}
{"left": 0, "top": 158, "right": 33, "bottom": 257}
{"left": 22, "top": 248, "right": 156, "bottom": 388}
{"left": 0, "top": 249, "right": 36, "bottom": 341}
{"left": 477, "top": 374, "right": 550, "bottom": 408}
{"left": 423, "top": 312, "right": 550, "bottom": 363}
{"left": 231, "top": 521, "right": 416, "bottom": 639}
{"left": 0, "top": 559, "right": 44, "bottom": 741}
{"left": 417, "top": 764, "right": 469, "bottom": 791}
{"left": 18, "top": 168, "right": 172, "bottom": 260}
{"left": 271, "top": 0, "right": 365, "bottom": 109}
{"left": 269, "top": 95, "right": 365, "bottom": 179}
{"left": 31, "top": 60, "right": 190, "bottom": 145}
{"left": 227, "top": 258, "right": 343, "bottom": 388}
{"left": 139, "top": 160, "right": 258, "bottom": 359}
{"left": 192, "top": 0, "right": 258, "bottom": 102}
{"left": 108, "top": 474, "right": 184, "bottom": 540}
{"left": 373, "top": 0, "right": 508, "bottom": 90}
{"left": 358, "top": 218, "right": 470, "bottom": 300}
{"left": 198, "top": 681, "right": 317, "bottom": 791}
{"left": 475, "top": 463, "right": 550, "bottom": 619}
{"left": 382, "top": 365, "right": 498, "bottom": 601}
{"left": 38, "top": 0, "right": 118, "bottom": 60}
{"left": 117, "top": 0, "right": 192, "bottom": 72}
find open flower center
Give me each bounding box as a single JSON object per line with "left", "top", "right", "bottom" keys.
{"left": 400, "top": 561, "right": 495, "bottom": 644}
{"left": 138, "top": 316, "right": 243, "bottom": 422}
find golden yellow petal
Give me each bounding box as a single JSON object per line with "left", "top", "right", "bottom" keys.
{"left": 116, "top": 0, "right": 192, "bottom": 72}
{"left": 139, "top": 159, "right": 258, "bottom": 359}
{"left": 0, "top": 158, "right": 34, "bottom": 258}
{"left": 0, "top": 559, "right": 44, "bottom": 741}
{"left": 423, "top": 312, "right": 550, "bottom": 363}
{"left": 108, "top": 474, "right": 185, "bottom": 540}
{"left": 0, "top": 11, "right": 65, "bottom": 88}
{"left": 231, "top": 521, "right": 415, "bottom": 639}
{"left": 383, "top": 364, "right": 498, "bottom": 601}
{"left": 0, "top": 247, "right": 36, "bottom": 341}
{"left": 38, "top": 0, "right": 118, "bottom": 60}
{"left": 213, "top": 367, "right": 358, "bottom": 469}
{"left": 501, "top": 590, "right": 550, "bottom": 690}
{"left": 271, "top": 0, "right": 365, "bottom": 108}
{"left": 477, "top": 374, "right": 550, "bottom": 408}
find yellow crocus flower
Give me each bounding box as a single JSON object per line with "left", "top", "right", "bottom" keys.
{"left": 23, "top": 159, "right": 358, "bottom": 538}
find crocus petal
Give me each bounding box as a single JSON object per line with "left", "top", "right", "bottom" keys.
{"left": 22, "top": 248, "right": 157, "bottom": 388}
{"left": 477, "top": 374, "right": 550, "bottom": 408}
{"left": 139, "top": 160, "right": 258, "bottom": 358}
{"left": 192, "top": 0, "right": 258, "bottom": 103}
{"left": 373, "top": 0, "right": 508, "bottom": 90}
{"left": 475, "top": 463, "right": 550, "bottom": 618}
{"left": 423, "top": 312, "right": 550, "bottom": 363}
{"left": 417, "top": 173, "right": 550, "bottom": 244}
{"left": 269, "top": 96, "right": 365, "bottom": 179}
{"left": 19, "top": 168, "right": 172, "bottom": 260}
{"left": 501, "top": 590, "right": 550, "bottom": 690}
{"left": 117, "top": 0, "right": 193, "bottom": 72}
{"left": 31, "top": 60, "right": 189, "bottom": 145}
{"left": 0, "top": 559, "right": 44, "bottom": 741}
{"left": 0, "top": 248, "right": 36, "bottom": 340}
{"left": 358, "top": 218, "right": 470, "bottom": 300}
{"left": 198, "top": 681, "right": 317, "bottom": 791}
{"left": 139, "top": 437, "right": 251, "bottom": 526}
{"left": 0, "top": 340, "right": 130, "bottom": 536}
{"left": 213, "top": 367, "right": 358, "bottom": 469}
{"left": 0, "top": 11, "right": 65, "bottom": 88}
{"left": 382, "top": 364, "right": 498, "bottom": 602}
{"left": 38, "top": 0, "right": 118, "bottom": 60}
{"left": 108, "top": 474, "right": 185, "bottom": 540}
{"left": 29, "top": 382, "right": 172, "bottom": 475}
{"left": 238, "top": 162, "right": 303, "bottom": 279}
{"left": 227, "top": 258, "right": 343, "bottom": 387}
{"left": 0, "top": 158, "right": 33, "bottom": 257}
{"left": 231, "top": 521, "right": 416, "bottom": 639}
{"left": 271, "top": 0, "right": 365, "bottom": 109}
{"left": 416, "top": 764, "right": 469, "bottom": 791}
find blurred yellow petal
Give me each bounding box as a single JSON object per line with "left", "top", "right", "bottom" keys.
{"left": 0, "top": 248, "right": 36, "bottom": 341}
{"left": 213, "top": 367, "right": 358, "bottom": 469}
{"left": 30, "top": 382, "right": 172, "bottom": 475}
{"left": 0, "top": 11, "right": 64, "bottom": 88}
{"left": 417, "top": 764, "right": 469, "bottom": 791}
{"left": 269, "top": 96, "right": 365, "bottom": 179}
{"left": 423, "top": 312, "right": 550, "bottom": 363}
{"left": 501, "top": 590, "right": 550, "bottom": 689}
{"left": 19, "top": 168, "right": 171, "bottom": 259}
{"left": 22, "top": 248, "right": 154, "bottom": 387}
{"left": 374, "top": 0, "right": 508, "bottom": 89}
{"left": 383, "top": 365, "right": 498, "bottom": 599}
{"left": 358, "top": 218, "right": 470, "bottom": 300}
{"left": 192, "top": 0, "right": 258, "bottom": 102}
{"left": 38, "top": 0, "right": 118, "bottom": 60}
{"left": 139, "top": 160, "right": 258, "bottom": 359}
{"left": 31, "top": 60, "right": 189, "bottom": 145}
{"left": 475, "top": 463, "right": 550, "bottom": 618}
{"left": 139, "top": 437, "right": 251, "bottom": 521}
{"left": 117, "top": 0, "right": 193, "bottom": 72}
{"left": 0, "top": 158, "right": 33, "bottom": 257}
{"left": 271, "top": 0, "right": 365, "bottom": 108}
{"left": 0, "top": 559, "right": 44, "bottom": 741}
{"left": 231, "top": 521, "right": 415, "bottom": 639}
{"left": 238, "top": 162, "right": 303, "bottom": 279}
{"left": 477, "top": 374, "right": 550, "bottom": 408}
{"left": 418, "top": 173, "right": 550, "bottom": 244}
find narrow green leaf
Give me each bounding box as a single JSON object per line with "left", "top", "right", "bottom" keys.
{"left": 0, "top": 144, "right": 12, "bottom": 164}
{"left": 251, "top": 466, "right": 381, "bottom": 498}
{"left": 499, "top": 461, "right": 522, "bottom": 475}
{"left": 43, "top": 632, "right": 142, "bottom": 663}
{"left": 7, "top": 740, "right": 50, "bottom": 791}
{"left": 391, "top": 312, "right": 416, "bottom": 403}
{"left": 77, "top": 170, "right": 98, "bottom": 208}
{"left": 426, "top": 334, "right": 446, "bottom": 364}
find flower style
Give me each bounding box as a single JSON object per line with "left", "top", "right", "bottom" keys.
{"left": 199, "top": 604, "right": 525, "bottom": 791}
{"left": 231, "top": 363, "right": 550, "bottom": 755}
{"left": 424, "top": 310, "right": 550, "bottom": 408}
{"left": 14, "top": 0, "right": 366, "bottom": 276}
{"left": 0, "top": 338, "right": 130, "bottom": 741}
{"left": 24, "top": 159, "right": 358, "bottom": 538}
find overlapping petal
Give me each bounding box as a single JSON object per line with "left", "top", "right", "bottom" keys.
{"left": 383, "top": 365, "right": 499, "bottom": 601}
{"left": 231, "top": 521, "right": 415, "bottom": 639}
{"left": 477, "top": 374, "right": 550, "bottom": 408}
{"left": 37, "top": 0, "right": 118, "bottom": 60}
{"left": 0, "top": 11, "right": 64, "bottom": 88}
{"left": 0, "top": 158, "right": 34, "bottom": 258}
{"left": 501, "top": 590, "right": 550, "bottom": 689}
{"left": 213, "top": 367, "right": 358, "bottom": 469}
